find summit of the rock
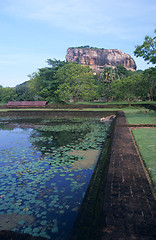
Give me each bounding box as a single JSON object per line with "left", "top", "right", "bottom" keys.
{"left": 66, "top": 47, "right": 137, "bottom": 72}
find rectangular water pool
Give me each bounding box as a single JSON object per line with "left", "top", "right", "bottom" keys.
{"left": 0, "top": 117, "right": 109, "bottom": 239}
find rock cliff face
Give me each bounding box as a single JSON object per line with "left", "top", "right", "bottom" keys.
{"left": 66, "top": 47, "right": 137, "bottom": 72}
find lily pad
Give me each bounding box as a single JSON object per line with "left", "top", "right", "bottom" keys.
{"left": 0, "top": 117, "right": 110, "bottom": 239}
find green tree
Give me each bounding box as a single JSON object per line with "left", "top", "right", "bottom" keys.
{"left": 0, "top": 87, "right": 17, "bottom": 103}
{"left": 97, "top": 67, "right": 119, "bottom": 101}
{"left": 28, "top": 59, "right": 67, "bottom": 102}
{"left": 55, "top": 62, "right": 97, "bottom": 102}
{"left": 110, "top": 79, "right": 124, "bottom": 100}
{"left": 94, "top": 74, "right": 105, "bottom": 100}
{"left": 142, "top": 67, "right": 156, "bottom": 101}
{"left": 116, "top": 65, "right": 133, "bottom": 78}
{"left": 28, "top": 72, "right": 46, "bottom": 100}
{"left": 134, "top": 29, "right": 156, "bottom": 65}
{"left": 110, "top": 73, "right": 145, "bottom": 104}
{"left": 15, "top": 82, "right": 33, "bottom": 101}
{"left": 96, "top": 65, "right": 133, "bottom": 101}
{"left": 102, "top": 67, "right": 118, "bottom": 83}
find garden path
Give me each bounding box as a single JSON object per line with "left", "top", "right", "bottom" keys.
{"left": 102, "top": 111, "right": 156, "bottom": 240}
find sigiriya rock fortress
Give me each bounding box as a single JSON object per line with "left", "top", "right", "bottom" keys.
{"left": 65, "top": 47, "right": 137, "bottom": 73}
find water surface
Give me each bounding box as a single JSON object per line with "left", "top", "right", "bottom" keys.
{"left": 0, "top": 118, "right": 109, "bottom": 239}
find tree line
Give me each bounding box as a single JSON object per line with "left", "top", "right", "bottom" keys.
{"left": 0, "top": 30, "right": 155, "bottom": 104}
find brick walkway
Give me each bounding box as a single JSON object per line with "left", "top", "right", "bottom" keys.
{"left": 102, "top": 111, "right": 156, "bottom": 240}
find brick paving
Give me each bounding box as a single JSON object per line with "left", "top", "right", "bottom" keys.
{"left": 102, "top": 111, "right": 156, "bottom": 240}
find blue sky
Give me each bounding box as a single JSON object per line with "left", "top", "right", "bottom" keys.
{"left": 0, "top": 0, "right": 156, "bottom": 87}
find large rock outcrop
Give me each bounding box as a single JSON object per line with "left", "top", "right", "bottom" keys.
{"left": 66, "top": 47, "right": 137, "bottom": 73}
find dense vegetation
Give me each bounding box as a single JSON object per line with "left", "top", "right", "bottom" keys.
{"left": 0, "top": 31, "right": 155, "bottom": 104}
{"left": 0, "top": 63, "right": 155, "bottom": 104}
{"left": 69, "top": 45, "right": 105, "bottom": 50}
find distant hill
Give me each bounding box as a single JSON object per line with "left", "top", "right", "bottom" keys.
{"left": 66, "top": 47, "right": 137, "bottom": 73}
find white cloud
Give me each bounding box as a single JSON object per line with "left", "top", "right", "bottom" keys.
{"left": 2, "top": 0, "right": 155, "bottom": 36}
{"left": 0, "top": 0, "right": 155, "bottom": 87}
{"left": 0, "top": 0, "right": 155, "bottom": 45}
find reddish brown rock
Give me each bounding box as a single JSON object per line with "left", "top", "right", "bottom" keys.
{"left": 66, "top": 47, "right": 137, "bottom": 73}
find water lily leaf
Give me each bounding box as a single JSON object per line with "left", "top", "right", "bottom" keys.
{"left": 59, "top": 210, "right": 64, "bottom": 214}
{"left": 24, "top": 227, "right": 32, "bottom": 234}
{"left": 0, "top": 117, "right": 110, "bottom": 239}
{"left": 51, "top": 226, "right": 58, "bottom": 233}
{"left": 18, "top": 220, "right": 25, "bottom": 225}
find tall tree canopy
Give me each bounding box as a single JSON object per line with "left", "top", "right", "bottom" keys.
{"left": 15, "top": 82, "right": 33, "bottom": 101}
{"left": 1, "top": 56, "right": 154, "bottom": 104}
{"left": 95, "top": 65, "right": 134, "bottom": 101}
{"left": 134, "top": 29, "right": 156, "bottom": 65}
{"left": 142, "top": 67, "right": 156, "bottom": 101}
{"left": 28, "top": 59, "right": 67, "bottom": 102}
{"left": 55, "top": 62, "right": 97, "bottom": 102}
{"left": 110, "top": 73, "right": 144, "bottom": 104}
{"left": 0, "top": 87, "right": 17, "bottom": 103}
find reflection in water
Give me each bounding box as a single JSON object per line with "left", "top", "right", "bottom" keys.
{"left": 0, "top": 118, "right": 109, "bottom": 239}
{"left": 68, "top": 149, "right": 100, "bottom": 170}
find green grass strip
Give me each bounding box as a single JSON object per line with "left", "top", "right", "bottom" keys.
{"left": 124, "top": 108, "right": 156, "bottom": 124}
{"left": 132, "top": 128, "right": 156, "bottom": 190}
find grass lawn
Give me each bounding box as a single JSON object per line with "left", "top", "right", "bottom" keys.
{"left": 82, "top": 107, "right": 156, "bottom": 124}
{"left": 0, "top": 108, "right": 66, "bottom": 111}
{"left": 68, "top": 101, "right": 156, "bottom": 105}
{"left": 132, "top": 128, "right": 156, "bottom": 190}
{"left": 124, "top": 108, "right": 156, "bottom": 191}
{"left": 124, "top": 108, "right": 156, "bottom": 124}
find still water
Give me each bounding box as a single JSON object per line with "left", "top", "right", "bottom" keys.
{"left": 0, "top": 118, "right": 109, "bottom": 239}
